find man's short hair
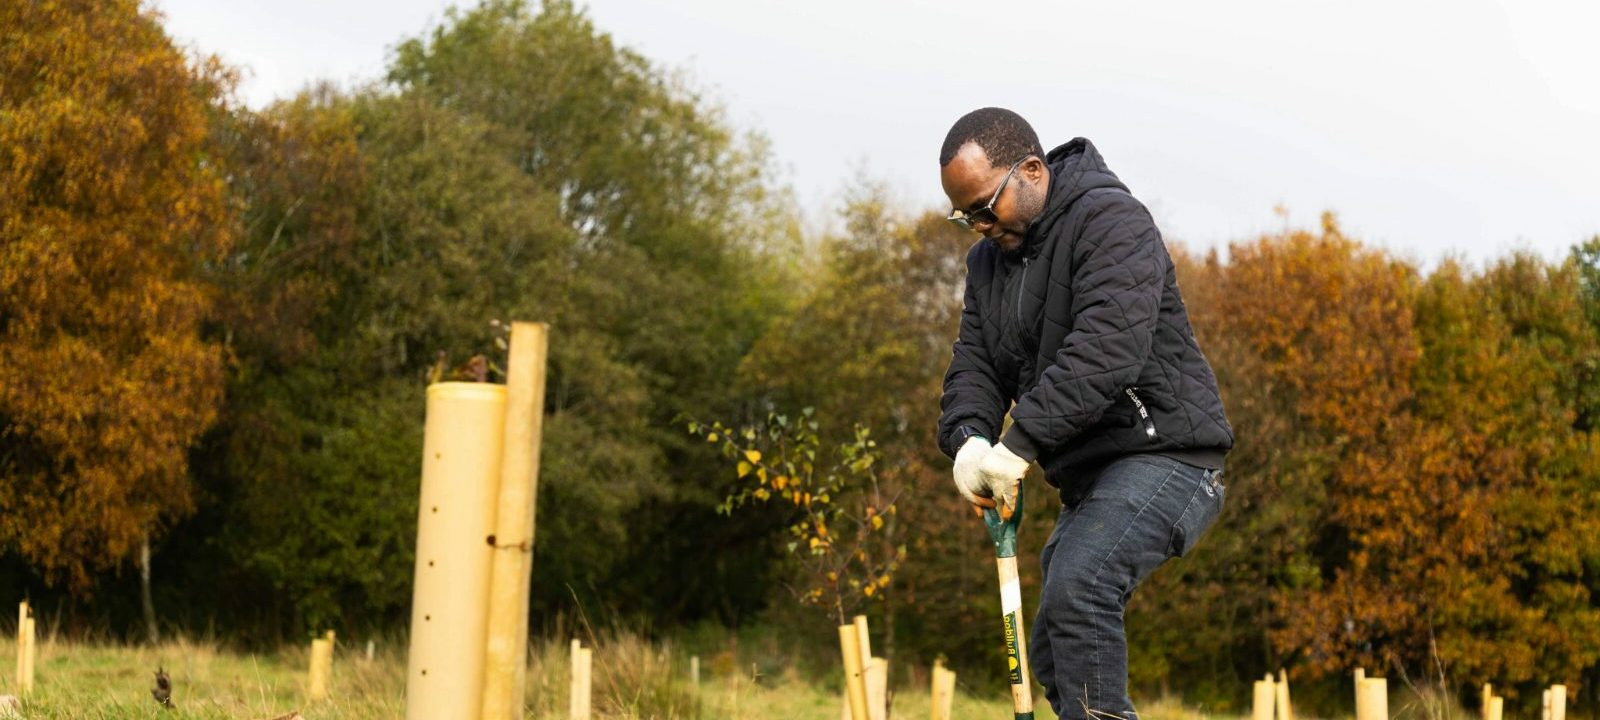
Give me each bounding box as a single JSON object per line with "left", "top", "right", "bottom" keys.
{"left": 939, "top": 107, "right": 1044, "bottom": 168}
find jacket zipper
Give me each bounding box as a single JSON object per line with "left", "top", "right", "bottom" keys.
{"left": 1015, "top": 256, "right": 1030, "bottom": 329}
{"left": 1124, "top": 387, "right": 1157, "bottom": 439}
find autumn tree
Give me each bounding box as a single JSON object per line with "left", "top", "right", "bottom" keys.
{"left": 0, "top": 0, "right": 233, "bottom": 638}
{"left": 1129, "top": 217, "right": 1600, "bottom": 709}
{"left": 1122, "top": 240, "right": 1320, "bottom": 701}
{"left": 1130, "top": 216, "right": 1419, "bottom": 697}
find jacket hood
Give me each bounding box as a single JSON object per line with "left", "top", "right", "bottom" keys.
{"left": 1020, "top": 137, "right": 1129, "bottom": 255}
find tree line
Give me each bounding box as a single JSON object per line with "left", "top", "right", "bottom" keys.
{"left": 3, "top": 0, "right": 1598, "bottom": 712}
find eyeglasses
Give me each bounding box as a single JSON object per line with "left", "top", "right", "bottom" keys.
{"left": 947, "top": 156, "right": 1029, "bottom": 231}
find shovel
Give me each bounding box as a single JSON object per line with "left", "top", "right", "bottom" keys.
{"left": 976, "top": 482, "right": 1035, "bottom": 719}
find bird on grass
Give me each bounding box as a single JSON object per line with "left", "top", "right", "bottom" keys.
{"left": 151, "top": 667, "right": 172, "bottom": 709}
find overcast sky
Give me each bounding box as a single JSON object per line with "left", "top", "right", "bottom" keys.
{"left": 153, "top": 0, "right": 1600, "bottom": 266}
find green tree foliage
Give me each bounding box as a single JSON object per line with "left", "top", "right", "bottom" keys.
{"left": 1572, "top": 236, "right": 1600, "bottom": 432}
{"left": 381, "top": 0, "right": 800, "bottom": 623}
{"left": 164, "top": 0, "right": 798, "bottom": 632}
{"left": 0, "top": 0, "right": 232, "bottom": 589}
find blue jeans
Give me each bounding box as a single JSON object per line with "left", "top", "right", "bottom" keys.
{"left": 1031, "top": 454, "right": 1226, "bottom": 719}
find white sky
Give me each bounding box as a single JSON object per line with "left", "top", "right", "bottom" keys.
{"left": 153, "top": 0, "right": 1600, "bottom": 266}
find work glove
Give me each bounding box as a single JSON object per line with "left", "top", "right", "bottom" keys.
{"left": 952, "top": 435, "right": 992, "bottom": 507}
{"left": 976, "top": 442, "right": 1030, "bottom": 515}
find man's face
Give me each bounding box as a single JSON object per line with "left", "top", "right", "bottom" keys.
{"left": 940, "top": 141, "right": 1049, "bottom": 251}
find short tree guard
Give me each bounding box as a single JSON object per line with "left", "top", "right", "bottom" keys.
{"left": 931, "top": 661, "right": 957, "bottom": 720}
{"left": 1357, "top": 678, "right": 1389, "bottom": 720}
{"left": 308, "top": 631, "right": 334, "bottom": 700}
{"left": 568, "top": 640, "right": 591, "bottom": 719}
{"left": 1253, "top": 680, "right": 1274, "bottom": 720}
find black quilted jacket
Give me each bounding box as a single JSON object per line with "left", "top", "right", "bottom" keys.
{"left": 936, "top": 138, "right": 1233, "bottom": 482}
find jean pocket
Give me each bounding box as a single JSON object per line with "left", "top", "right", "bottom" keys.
{"left": 1168, "top": 468, "right": 1225, "bottom": 558}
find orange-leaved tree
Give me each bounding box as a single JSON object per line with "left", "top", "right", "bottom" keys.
{"left": 0, "top": 0, "right": 234, "bottom": 591}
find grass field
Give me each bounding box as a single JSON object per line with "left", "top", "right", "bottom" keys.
{"left": 0, "top": 631, "right": 1232, "bottom": 719}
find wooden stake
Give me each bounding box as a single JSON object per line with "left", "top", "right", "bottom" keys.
{"left": 1543, "top": 689, "right": 1552, "bottom": 720}
{"left": 19, "top": 615, "right": 35, "bottom": 697}
{"left": 689, "top": 655, "right": 699, "bottom": 687}
{"left": 1253, "top": 680, "right": 1274, "bottom": 720}
{"left": 1488, "top": 696, "right": 1504, "bottom": 720}
{"left": 14, "top": 602, "right": 29, "bottom": 696}
{"left": 931, "top": 661, "right": 956, "bottom": 720}
{"left": 1357, "top": 678, "right": 1388, "bottom": 720}
{"left": 838, "top": 625, "right": 869, "bottom": 720}
{"left": 853, "top": 615, "right": 872, "bottom": 662}
{"left": 13, "top": 601, "right": 21, "bottom": 692}
{"left": 1276, "top": 669, "right": 1294, "bottom": 720}
{"left": 1482, "top": 684, "right": 1493, "bottom": 720}
{"left": 1551, "top": 685, "right": 1567, "bottom": 720}
{"left": 568, "top": 640, "right": 591, "bottom": 720}
{"left": 853, "top": 616, "right": 886, "bottom": 720}
{"left": 324, "top": 630, "right": 336, "bottom": 692}
{"left": 482, "top": 322, "right": 550, "bottom": 720}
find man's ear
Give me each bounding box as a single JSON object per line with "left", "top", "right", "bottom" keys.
{"left": 1022, "top": 155, "right": 1048, "bottom": 182}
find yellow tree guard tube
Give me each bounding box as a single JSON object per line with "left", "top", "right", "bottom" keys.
{"left": 1253, "top": 680, "right": 1274, "bottom": 720}
{"left": 931, "top": 661, "right": 956, "bottom": 720}
{"left": 1358, "top": 678, "right": 1389, "bottom": 720}
{"left": 569, "top": 640, "right": 592, "bottom": 719}
{"left": 309, "top": 633, "right": 334, "bottom": 701}
{"left": 406, "top": 382, "right": 508, "bottom": 720}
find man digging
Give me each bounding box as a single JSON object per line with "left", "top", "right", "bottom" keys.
{"left": 935, "top": 107, "right": 1235, "bottom": 720}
